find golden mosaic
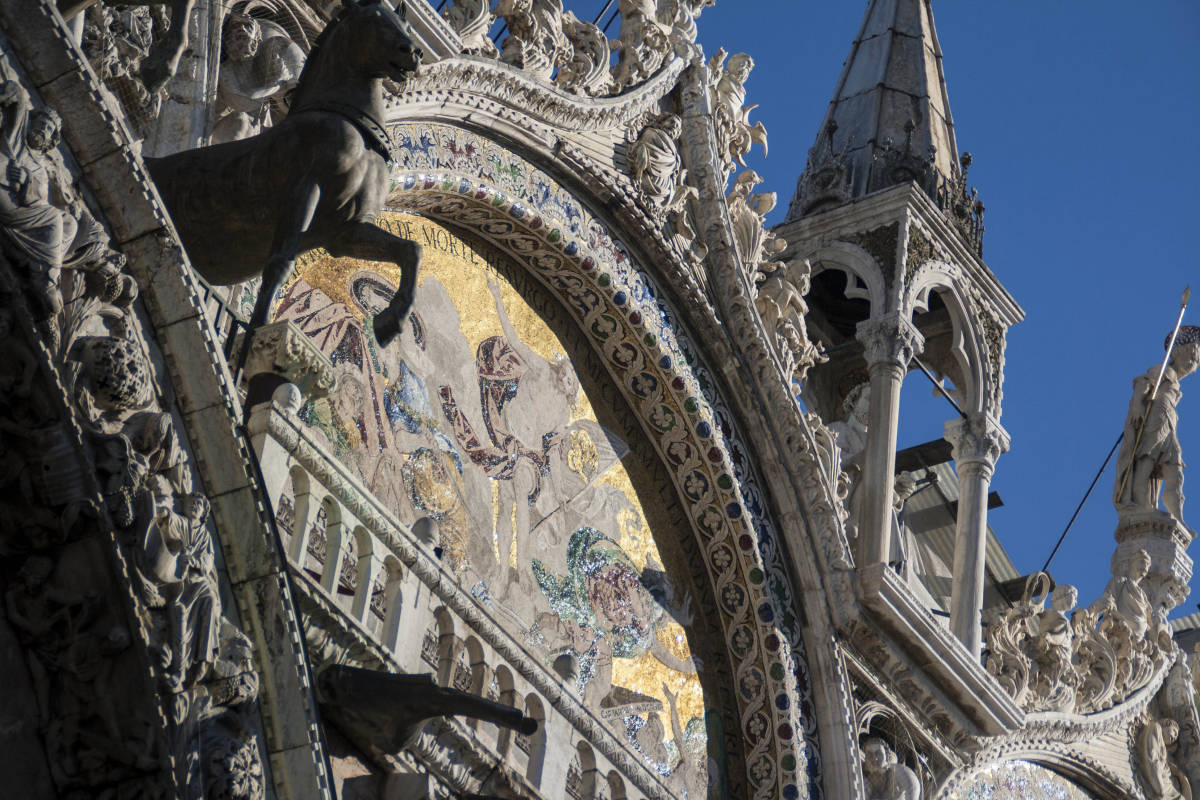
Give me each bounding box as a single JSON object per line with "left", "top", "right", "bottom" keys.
{"left": 279, "top": 212, "right": 711, "bottom": 787}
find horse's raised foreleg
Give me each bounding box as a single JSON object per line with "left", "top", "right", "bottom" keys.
{"left": 237, "top": 179, "right": 322, "bottom": 371}
{"left": 326, "top": 221, "right": 422, "bottom": 347}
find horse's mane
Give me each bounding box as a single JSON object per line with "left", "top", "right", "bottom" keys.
{"left": 290, "top": 6, "right": 350, "bottom": 107}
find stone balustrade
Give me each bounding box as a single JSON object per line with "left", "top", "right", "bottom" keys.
{"left": 246, "top": 382, "right": 676, "bottom": 800}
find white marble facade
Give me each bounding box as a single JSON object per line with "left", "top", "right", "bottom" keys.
{"left": 0, "top": 1, "right": 1195, "bottom": 800}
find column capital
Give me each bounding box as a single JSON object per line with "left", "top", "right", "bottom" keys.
{"left": 856, "top": 313, "right": 925, "bottom": 370}
{"left": 944, "top": 414, "right": 1010, "bottom": 469}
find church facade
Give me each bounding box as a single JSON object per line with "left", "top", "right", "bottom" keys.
{"left": 0, "top": 1, "right": 1195, "bottom": 799}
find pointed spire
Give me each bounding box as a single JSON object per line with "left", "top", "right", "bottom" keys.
{"left": 788, "top": 0, "right": 982, "bottom": 251}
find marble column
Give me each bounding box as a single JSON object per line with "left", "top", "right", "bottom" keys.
{"left": 855, "top": 314, "right": 924, "bottom": 566}
{"left": 944, "top": 414, "right": 1009, "bottom": 659}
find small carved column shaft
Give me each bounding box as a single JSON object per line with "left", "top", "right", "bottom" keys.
{"left": 945, "top": 414, "right": 1008, "bottom": 659}
{"left": 856, "top": 314, "right": 924, "bottom": 566}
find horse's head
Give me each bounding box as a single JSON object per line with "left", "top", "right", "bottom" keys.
{"left": 338, "top": 0, "right": 424, "bottom": 81}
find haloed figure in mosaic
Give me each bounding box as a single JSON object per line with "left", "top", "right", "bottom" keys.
{"left": 1114, "top": 325, "right": 1200, "bottom": 529}
{"left": 532, "top": 528, "right": 696, "bottom": 706}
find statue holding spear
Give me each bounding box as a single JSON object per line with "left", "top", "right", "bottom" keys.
{"left": 1113, "top": 288, "right": 1198, "bottom": 530}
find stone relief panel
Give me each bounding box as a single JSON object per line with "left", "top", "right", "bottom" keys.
{"left": 947, "top": 761, "right": 1099, "bottom": 800}
{"left": 0, "top": 57, "right": 265, "bottom": 798}
{"left": 274, "top": 210, "right": 719, "bottom": 795}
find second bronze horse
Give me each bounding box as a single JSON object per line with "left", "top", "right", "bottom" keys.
{"left": 147, "top": 0, "right": 424, "bottom": 361}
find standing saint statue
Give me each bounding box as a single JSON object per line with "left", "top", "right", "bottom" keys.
{"left": 1113, "top": 325, "right": 1200, "bottom": 529}
{"left": 0, "top": 81, "right": 110, "bottom": 315}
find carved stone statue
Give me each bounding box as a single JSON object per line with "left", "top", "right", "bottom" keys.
{"left": 1114, "top": 326, "right": 1200, "bottom": 529}
{"left": 212, "top": 12, "right": 306, "bottom": 145}
{"left": 861, "top": 737, "right": 921, "bottom": 800}
{"left": 1028, "top": 582, "right": 1079, "bottom": 711}
{"left": 830, "top": 383, "right": 870, "bottom": 470}
{"left": 495, "top": 0, "right": 570, "bottom": 80}
{"left": 0, "top": 83, "right": 112, "bottom": 316}
{"left": 166, "top": 492, "right": 219, "bottom": 688}
{"left": 756, "top": 257, "right": 826, "bottom": 383}
{"left": 1088, "top": 550, "right": 1169, "bottom": 704}
{"left": 728, "top": 169, "right": 787, "bottom": 275}
{"left": 146, "top": 0, "right": 425, "bottom": 368}
{"left": 628, "top": 113, "right": 687, "bottom": 209}
{"left": 660, "top": 0, "right": 714, "bottom": 46}
{"left": 611, "top": 0, "right": 670, "bottom": 88}
{"left": 317, "top": 665, "right": 537, "bottom": 756}
{"left": 59, "top": 0, "right": 198, "bottom": 95}
{"left": 81, "top": 6, "right": 163, "bottom": 135}
{"left": 1092, "top": 549, "right": 1156, "bottom": 641}
{"left": 1138, "top": 717, "right": 1189, "bottom": 800}
{"left": 707, "top": 48, "right": 768, "bottom": 172}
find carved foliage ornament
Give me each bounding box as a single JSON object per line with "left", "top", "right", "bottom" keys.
{"left": 845, "top": 222, "right": 899, "bottom": 278}
{"left": 985, "top": 556, "right": 1176, "bottom": 716}
{"left": 755, "top": 257, "right": 827, "bottom": 385}
{"left": 441, "top": 0, "right": 499, "bottom": 57}
{"left": 789, "top": 119, "right": 853, "bottom": 219}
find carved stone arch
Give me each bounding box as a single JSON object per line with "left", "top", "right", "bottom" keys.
{"left": 307, "top": 492, "right": 340, "bottom": 580}
{"left": 345, "top": 523, "right": 375, "bottom": 619}
{"left": 606, "top": 769, "right": 628, "bottom": 800}
{"left": 463, "top": 635, "right": 486, "bottom": 696}
{"left": 377, "top": 553, "right": 404, "bottom": 649}
{"left": 380, "top": 119, "right": 823, "bottom": 798}
{"left": 284, "top": 463, "right": 312, "bottom": 559}
{"left": 492, "top": 664, "right": 518, "bottom": 757}
{"left": 386, "top": 54, "right": 688, "bottom": 135}
{"left": 906, "top": 263, "right": 990, "bottom": 415}
{"left": 798, "top": 241, "right": 889, "bottom": 317}
{"left": 855, "top": 701, "right": 935, "bottom": 799}
{"left": 522, "top": 693, "right": 549, "bottom": 786}
{"left": 432, "top": 604, "right": 458, "bottom": 686}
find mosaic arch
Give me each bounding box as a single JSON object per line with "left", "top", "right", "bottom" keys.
{"left": 284, "top": 119, "right": 823, "bottom": 799}
{"left": 280, "top": 212, "right": 718, "bottom": 790}
{"left": 947, "top": 761, "right": 1100, "bottom": 800}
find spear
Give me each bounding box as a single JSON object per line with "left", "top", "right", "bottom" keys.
{"left": 1044, "top": 287, "right": 1191, "bottom": 572}
{"left": 1115, "top": 286, "right": 1191, "bottom": 504}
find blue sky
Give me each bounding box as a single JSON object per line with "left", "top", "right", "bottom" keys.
{"left": 682, "top": 1, "right": 1200, "bottom": 616}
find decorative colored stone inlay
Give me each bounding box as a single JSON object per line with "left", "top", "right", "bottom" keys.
{"left": 954, "top": 762, "right": 1099, "bottom": 800}
{"left": 380, "top": 122, "right": 820, "bottom": 799}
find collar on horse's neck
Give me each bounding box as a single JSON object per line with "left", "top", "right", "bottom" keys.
{"left": 293, "top": 101, "right": 395, "bottom": 164}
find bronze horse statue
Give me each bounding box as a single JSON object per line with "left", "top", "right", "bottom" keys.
{"left": 147, "top": 0, "right": 423, "bottom": 363}
{"left": 317, "top": 665, "right": 538, "bottom": 757}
